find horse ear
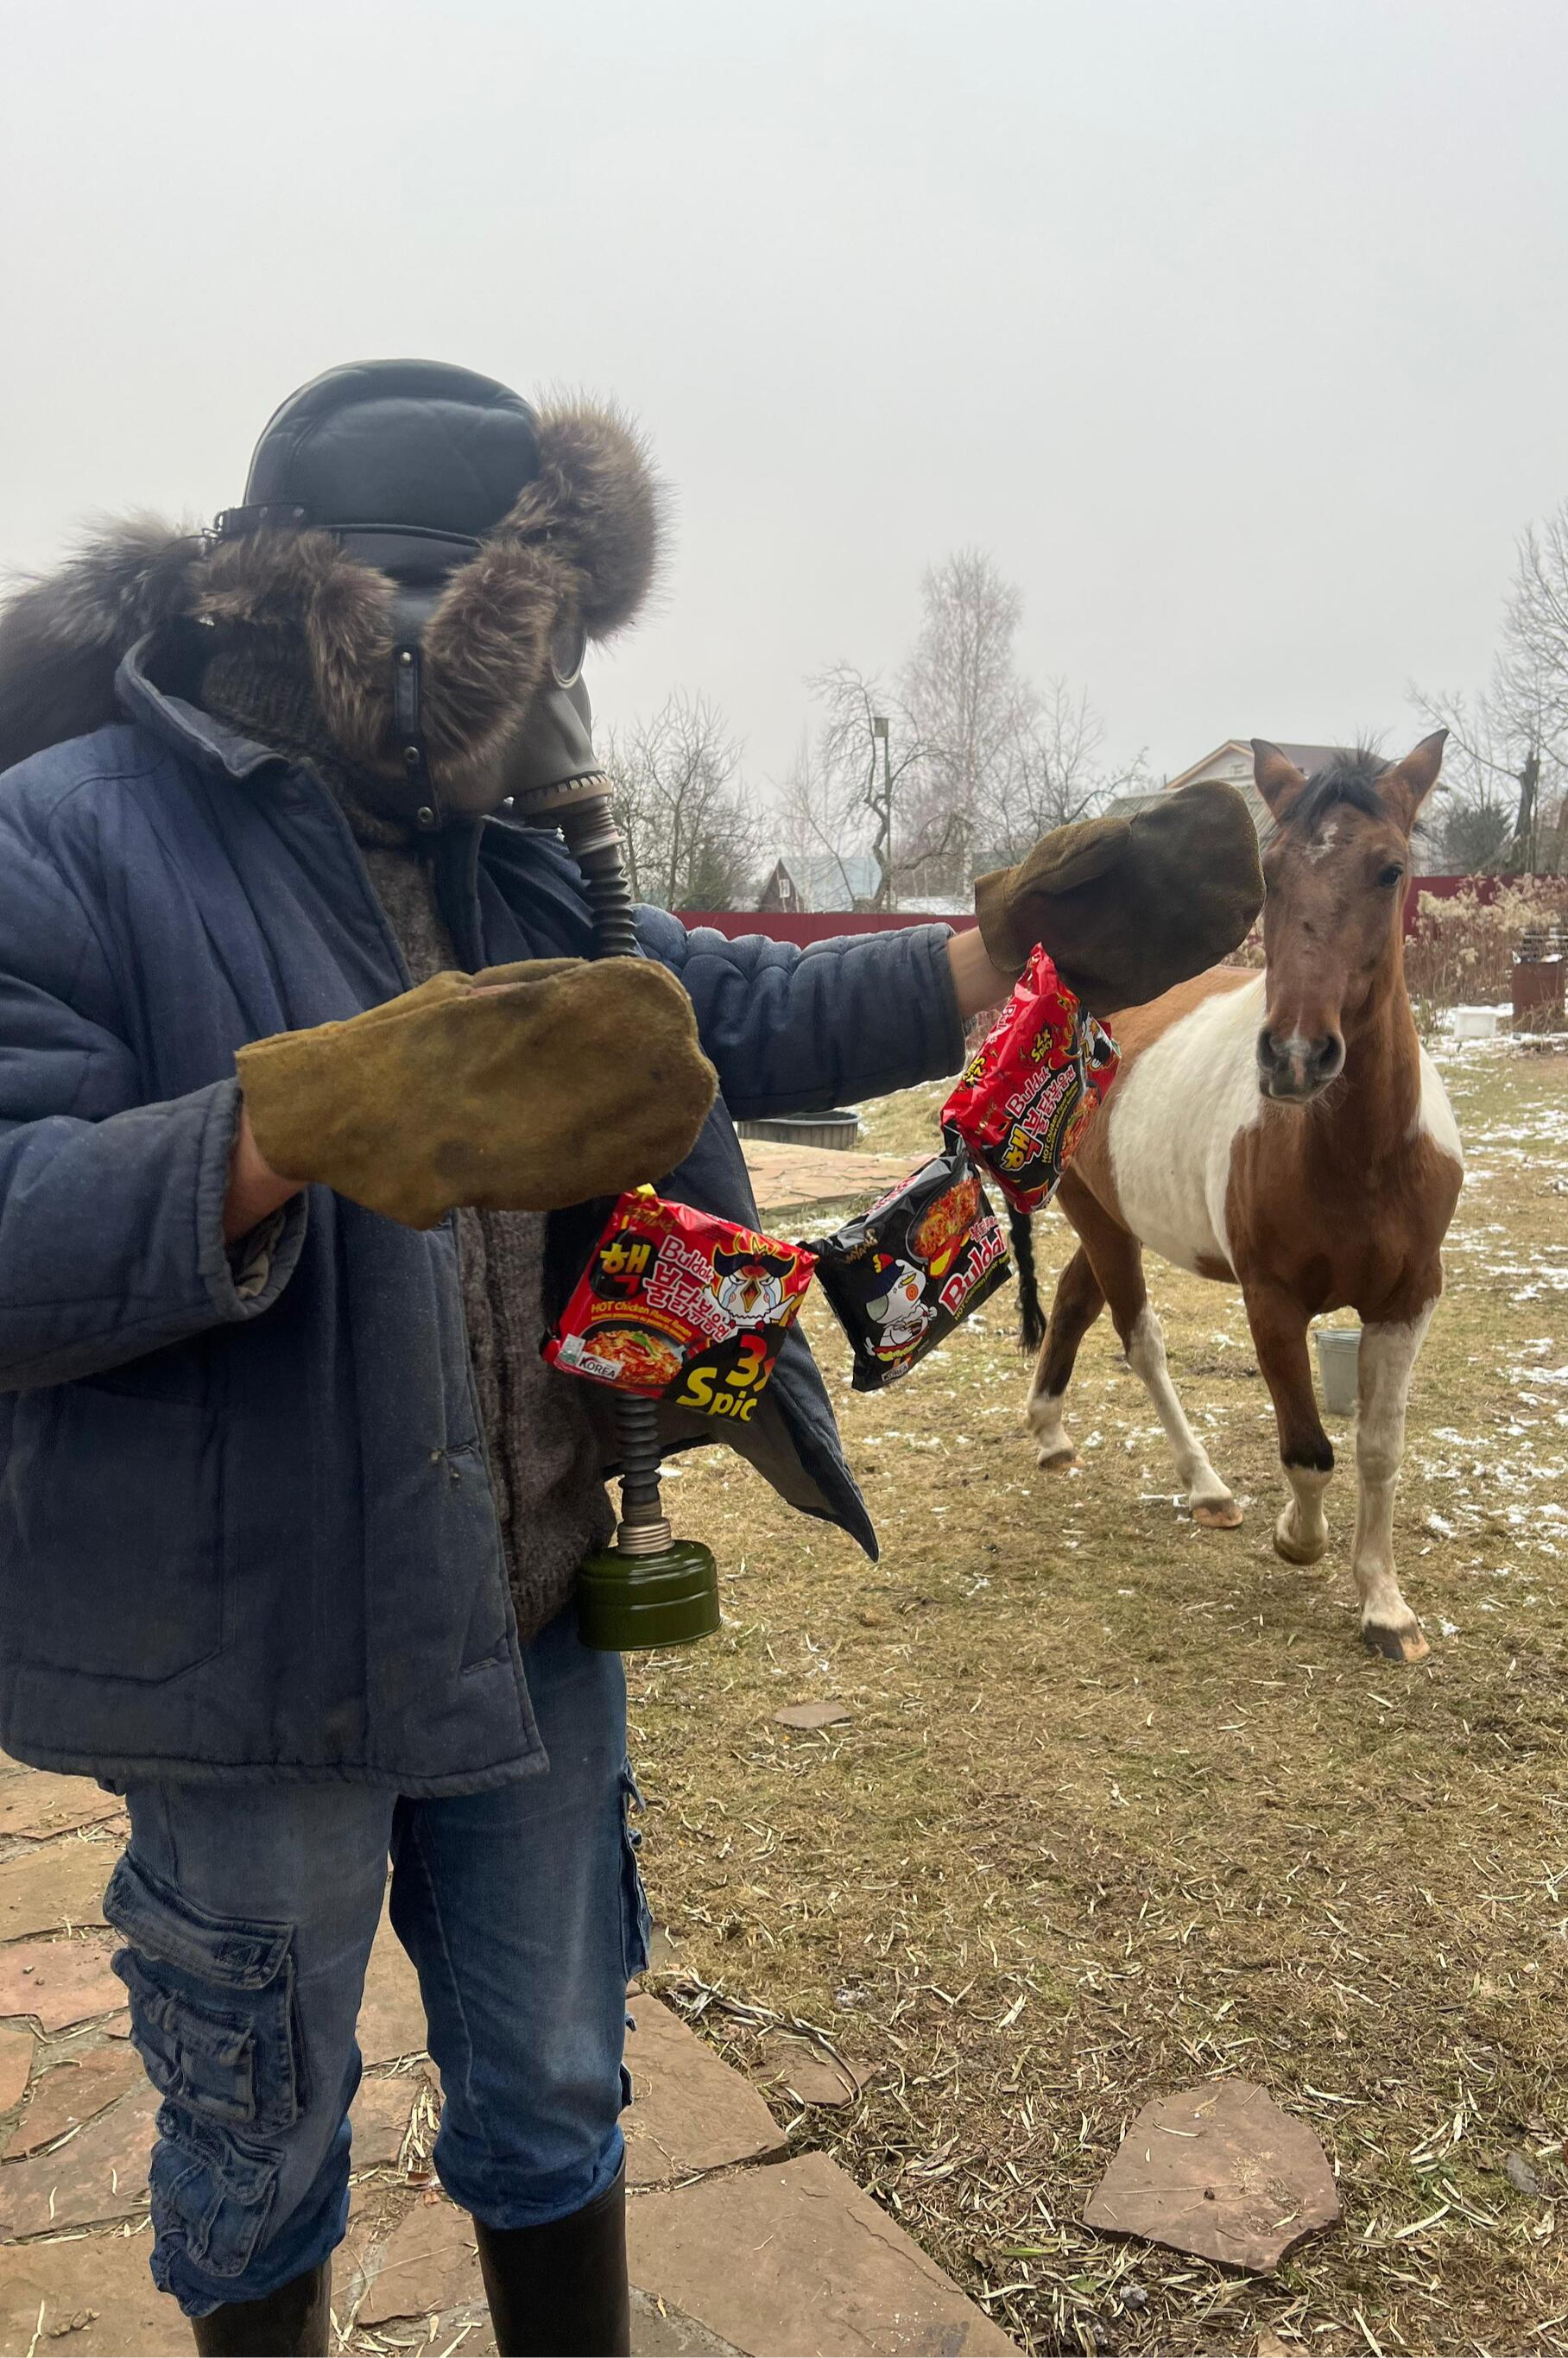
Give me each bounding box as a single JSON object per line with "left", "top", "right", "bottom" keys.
{"left": 1381, "top": 729, "right": 1447, "bottom": 833}
{"left": 1251, "top": 739, "right": 1309, "bottom": 820}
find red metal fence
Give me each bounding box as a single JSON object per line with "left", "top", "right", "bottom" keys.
{"left": 677, "top": 878, "right": 1519, "bottom": 945}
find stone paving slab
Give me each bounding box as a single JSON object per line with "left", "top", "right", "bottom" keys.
{"left": 624, "top": 1995, "right": 785, "bottom": 2187}
{"left": 0, "top": 1938, "right": 123, "bottom": 2034}
{"left": 740, "top": 1139, "right": 925, "bottom": 1221}
{"left": 0, "top": 2224, "right": 166, "bottom": 2356}
{"left": 0, "top": 1844, "right": 113, "bottom": 1946}
{"left": 0, "top": 2033, "right": 31, "bottom": 2120}
{"left": 632, "top": 2290, "right": 748, "bottom": 2358}
{"left": 0, "top": 2087, "right": 158, "bottom": 2240}
{"left": 348, "top": 2064, "right": 434, "bottom": 2173}
{"left": 628, "top": 2152, "right": 1015, "bottom": 2358}
{"left": 0, "top": 1780, "right": 123, "bottom": 1846}
{"left": 355, "top": 2197, "right": 477, "bottom": 2328}
{"left": 356, "top": 1903, "right": 429, "bottom": 2066}
{"left": 5, "top": 2045, "right": 141, "bottom": 2160}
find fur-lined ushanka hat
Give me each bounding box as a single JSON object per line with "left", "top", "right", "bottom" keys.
{"left": 0, "top": 360, "right": 665, "bottom": 800}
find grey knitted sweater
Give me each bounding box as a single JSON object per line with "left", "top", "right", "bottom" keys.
{"left": 204, "top": 653, "right": 615, "bottom": 1640}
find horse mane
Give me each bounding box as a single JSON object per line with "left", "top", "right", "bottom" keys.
{"left": 1269, "top": 747, "right": 1388, "bottom": 841}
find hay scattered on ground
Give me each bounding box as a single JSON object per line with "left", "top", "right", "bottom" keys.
{"left": 634, "top": 1039, "right": 1568, "bottom": 2355}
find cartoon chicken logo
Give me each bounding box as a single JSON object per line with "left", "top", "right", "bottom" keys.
{"left": 711, "top": 1245, "right": 796, "bottom": 1325}
{"left": 863, "top": 1253, "right": 934, "bottom": 1360}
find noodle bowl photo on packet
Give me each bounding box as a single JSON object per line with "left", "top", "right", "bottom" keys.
{"left": 942, "top": 943, "right": 1119, "bottom": 1214}
{"left": 809, "top": 1140, "right": 1011, "bottom": 1393}
{"left": 546, "top": 1190, "right": 814, "bottom": 1426}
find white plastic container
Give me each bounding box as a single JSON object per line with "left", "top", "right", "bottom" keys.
{"left": 1314, "top": 1326, "right": 1362, "bottom": 1417}
{"left": 1451, "top": 1006, "right": 1506, "bottom": 1041}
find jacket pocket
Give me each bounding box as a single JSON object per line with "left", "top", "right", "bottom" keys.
{"left": 0, "top": 1384, "right": 223, "bottom": 1682}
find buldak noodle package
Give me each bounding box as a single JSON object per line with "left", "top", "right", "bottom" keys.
{"left": 546, "top": 1191, "right": 813, "bottom": 1426}
{"left": 941, "top": 944, "right": 1119, "bottom": 1213}
{"left": 810, "top": 1139, "right": 1011, "bottom": 1393}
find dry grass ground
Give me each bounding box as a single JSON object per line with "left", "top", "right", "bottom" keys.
{"left": 631, "top": 1037, "right": 1568, "bottom": 2357}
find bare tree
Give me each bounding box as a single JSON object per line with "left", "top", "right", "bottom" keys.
{"left": 808, "top": 663, "right": 931, "bottom": 910}
{"left": 602, "top": 692, "right": 762, "bottom": 910}
{"left": 893, "top": 549, "right": 1136, "bottom": 884}
{"left": 1414, "top": 496, "right": 1568, "bottom": 873}
{"left": 977, "top": 679, "right": 1145, "bottom": 863}
{"left": 775, "top": 731, "right": 871, "bottom": 907}
{"left": 1407, "top": 683, "right": 1522, "bottom": 871}
{"left": 795, "top": 553, "right": 1137, "bottom": 910}
{"left": 898, "top": 549, "right": 1036, "bottom": 893}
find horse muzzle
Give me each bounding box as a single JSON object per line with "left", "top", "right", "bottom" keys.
{"left": 1256, "top": 1027, "right": 1345, "bottom": 1102}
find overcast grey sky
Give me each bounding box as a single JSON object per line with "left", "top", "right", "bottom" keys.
{"left": 5, "top": 0, "right": 1567, "bottom": 791}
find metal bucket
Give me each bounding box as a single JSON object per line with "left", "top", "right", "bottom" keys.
{"left": 735, "top": 1110, "right": 861, "bottom": 1150}
{"left": 1314, "top": 1326, "right": 1362, "bottom": 1417}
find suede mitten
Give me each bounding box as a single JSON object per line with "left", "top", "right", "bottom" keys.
{"left": 973, "top": 780, "right": 1263, "bottom": 1016}
{"left": 236, "top": 958, "right": 717, "bottom": 1229}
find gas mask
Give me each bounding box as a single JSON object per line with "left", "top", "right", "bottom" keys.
{"left": 205, "top": 358, "right": 660, "bottom": 830}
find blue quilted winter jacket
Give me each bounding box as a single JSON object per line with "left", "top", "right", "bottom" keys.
{"left": 0, "top": 652, "right": 964, "bottom": 1788}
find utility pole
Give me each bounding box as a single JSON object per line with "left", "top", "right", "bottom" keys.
{"left": 871, "top": 714, "right": 893, "bottom": 911}
{"left": 1514, "top": 746, "right": 1541, "bottom": 874}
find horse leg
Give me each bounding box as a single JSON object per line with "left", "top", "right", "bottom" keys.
{"left": 1034, "top": 1179, "right": 1241, "bottom": 1524}
{"left": 1350, "top": 1305, "right": 1436, "bottom": 1665}
{"left": 1245, "top": 1282, "right": 1333, "bottom": 1566}
{"left": 1026, "top": 1246, "right": 1104, "bottom": 1469}
{"left": 1120, "top": 1289, "right": 1245, "bottom": 1530}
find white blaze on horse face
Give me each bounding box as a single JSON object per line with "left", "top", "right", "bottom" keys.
{"left": 1108, "top": 978, "right": 1266, "bottom": 1278}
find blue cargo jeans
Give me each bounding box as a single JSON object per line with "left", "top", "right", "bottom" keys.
{"left": 100, "top": 1610, "right": 648, "bottom": 2318}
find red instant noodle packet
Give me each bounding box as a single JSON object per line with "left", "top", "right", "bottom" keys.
{"left": 545, "top": 1189, "right": 814, "bottom": 1428}
{"left": 941, "top": 944, "right": 1119, "bottom": 1213}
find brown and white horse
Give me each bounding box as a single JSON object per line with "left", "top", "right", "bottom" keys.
{"left": 1020, "top": 734, "right": 1464, "bottom": 1663}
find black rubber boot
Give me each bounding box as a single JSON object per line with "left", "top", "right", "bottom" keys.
{"left": 190, "top": 2260, "right": 331, "bottom": 2355}
{"left": 474, "top": 2163, "right": 631, "bottom": 2357}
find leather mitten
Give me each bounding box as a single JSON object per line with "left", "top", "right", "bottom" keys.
{"left": 973, "top": 780, "right": 1263, "bottom": 1016}
{"left": 236, "top": 958, "right": 717, "bottom": 1229}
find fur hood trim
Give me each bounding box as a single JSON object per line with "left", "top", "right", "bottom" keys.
{"left": 0, "top": 401, "right": 664, "bottom": 785}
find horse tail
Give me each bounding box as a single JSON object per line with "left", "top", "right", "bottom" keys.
{"left": 1010, "top": 1207, "right": 1046, "bottom": 1356}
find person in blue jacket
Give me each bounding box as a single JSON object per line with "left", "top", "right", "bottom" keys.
{"left": 0, "top": 361, "right": 1261, "bottom": 2355}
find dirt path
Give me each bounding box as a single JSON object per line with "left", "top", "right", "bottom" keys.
{"left": 641, "top": 1040, "right": 1568, "bottom": 2355}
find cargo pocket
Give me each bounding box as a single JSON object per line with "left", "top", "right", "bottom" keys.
{"left": 618, "top": 1761, "right": 653, "bottom": 1984}
{"left": 149, "top": 2104, "right": 280, "bottom": 2282}
{"left": 104, "top": 1854, "right": 305, "bottom": 2281}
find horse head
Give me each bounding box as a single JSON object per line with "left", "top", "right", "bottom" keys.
{"left": 1248, "top": 732, "right": 1446, "bottom": 1103}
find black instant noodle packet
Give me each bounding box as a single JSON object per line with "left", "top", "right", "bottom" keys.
{"left": 808, "top": 1139, "right": 1011, "bottom": 1392}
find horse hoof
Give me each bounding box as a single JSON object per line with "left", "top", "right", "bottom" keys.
{"left": 1192, "top": 1499, "right": 1243, "bottom": 1531}
{"left": 1363, "top": 1621, "right": 1430, "bottom": 1666}
{"left": 1037, "top": 1446, "right": 1078, "bottom": 1473}
{"left": 1274, "top": 1517, "right": 1326, "bottom": 1567}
